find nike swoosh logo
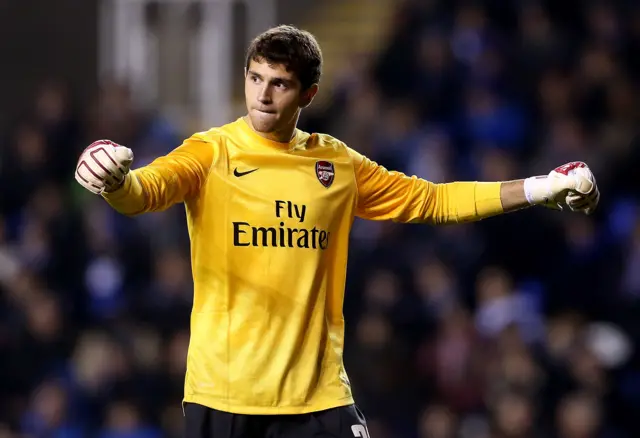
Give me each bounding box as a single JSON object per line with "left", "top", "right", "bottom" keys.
{"left": 233, "top": 167, "right": 258, "bottom": 177}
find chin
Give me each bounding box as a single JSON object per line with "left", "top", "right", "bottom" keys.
{"left": 250, "top": 113, "right": 279, "bottom": 132}
{"left": 252, "top": 120, "right": 275, "bottom": 133}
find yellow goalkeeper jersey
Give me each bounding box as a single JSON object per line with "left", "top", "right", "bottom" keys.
{"left": 102, "top": 117, "right": 503, "bottom": 415}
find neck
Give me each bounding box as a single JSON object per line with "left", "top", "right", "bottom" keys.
{"left": 243, "top": 114, "right": 298, "bottom": 143}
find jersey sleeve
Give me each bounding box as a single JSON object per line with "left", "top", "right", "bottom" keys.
{"left": 348, "top": 147, "right": 504, "bottom": 224}
{"left": 102, "top": 133, "right": 216, "bottom": 215}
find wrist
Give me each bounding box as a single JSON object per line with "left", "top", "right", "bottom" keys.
{"left": 103, "top": 173, "right": 130, "bottom": 195}
{"left": 523, "top": 176, "right": 553, "bottom": 205}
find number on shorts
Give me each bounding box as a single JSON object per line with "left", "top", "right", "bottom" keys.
{"left": 351, "top": 424, "right": 370, "bottom": 438}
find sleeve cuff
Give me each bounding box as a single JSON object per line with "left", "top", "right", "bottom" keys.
{"left": 100, "top": 172, "right": 147, "bottom": 215}
{"left": 101, "top": 173, "right": 133, "bottom": 201}
{"left": 474, "top": 182, "right": 504, "bottom": 217}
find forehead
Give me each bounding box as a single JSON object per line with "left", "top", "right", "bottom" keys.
{"left": 247, "top": 59, "right": 298, "bottom": 82}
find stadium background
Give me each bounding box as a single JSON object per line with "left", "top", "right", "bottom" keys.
{"left": 1, "top": 0, "right": 640, "bottom": 437}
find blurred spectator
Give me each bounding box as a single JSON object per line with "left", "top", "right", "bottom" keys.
{"left": 20, "top": 379, "right": 83, "bottom": 438}
{"left": 555, "top": 392, "right": 604, "bottom": 438}
{"left": 418, "top": 404, "right": 458, "bottom": 438}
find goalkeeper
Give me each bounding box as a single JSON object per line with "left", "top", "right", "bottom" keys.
{"left": 74, "top": 25, "right": 599, "bottom": 438}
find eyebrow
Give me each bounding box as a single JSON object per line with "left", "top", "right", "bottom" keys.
{"left": 247, "top": 70, "right": 294, "bottom": 85}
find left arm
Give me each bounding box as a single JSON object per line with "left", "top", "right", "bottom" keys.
{"left": 348, "top": 148, "right": 598, "bottom": 224}
{"left": 349, "top": 147, "right": 505, "bottom": 224}
{"left": 500, "top": 179, "right": 530, "bottom": 212}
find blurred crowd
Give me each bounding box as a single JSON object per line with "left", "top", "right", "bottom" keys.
{"left": 1, "top": 0, "right": 640, "bottom": 437}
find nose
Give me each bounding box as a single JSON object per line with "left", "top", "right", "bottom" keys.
{"left": 257, "top": 85, "right": 272, "bottom": 104}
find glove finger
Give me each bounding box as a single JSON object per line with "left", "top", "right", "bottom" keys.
{"left": 578, "top": 203, "right": 596, "bottom": 215}
{"left": 568, "top": 194, "right": 591, "bottom": 210}
{"left": 574, "top": 188, "right": 600, "bottom": 206}
{"left": 75, "top": 162, "right": 106, "bottom": 193}
{"left": 566, "top": 187, "right": 595, "bottom": 202}
{"left": 571, "top": 174, "right": 594, "bottom": 195}
{"left": 571, "top": 204, "right": 592, "bottom": 214}
{"left": 114, "top": 147, "right": 134, "bottom": 171}
{"left": 91, "top": 146, "right": 122, "bottom": 178}
{"left": 572, "top": 194, "right": 599, "bottom": 215}
{"left": 75, "top": 172, "right": 103, "bottom": 194}
{"left": 566, "top": 193, "right": 582, "bottom": 205}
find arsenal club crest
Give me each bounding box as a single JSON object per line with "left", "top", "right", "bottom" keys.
{"left": 315, "top": 161, "right": 335, "bottom": 188}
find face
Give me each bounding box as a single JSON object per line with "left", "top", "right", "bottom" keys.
{"left": 245, "top": 58, "right": 317, "bottom": 137}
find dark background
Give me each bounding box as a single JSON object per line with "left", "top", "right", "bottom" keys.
{"left": 1, "top": 1, "right": 640, "bottom": 437}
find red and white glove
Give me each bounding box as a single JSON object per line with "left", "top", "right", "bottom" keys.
{"left": 75, "top": 140, "right": 134, "bottom": 194}
{"left": 523, "top": 161, "right": 600, "bottom": 215}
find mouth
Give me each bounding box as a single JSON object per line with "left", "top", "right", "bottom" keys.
{"left": 255, "top": 109, "right": 276, "bottom": 115}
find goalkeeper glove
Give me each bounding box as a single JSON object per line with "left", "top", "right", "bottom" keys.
{"left": 75, "top": 140, "right": 134, "bottom": 194}
{"left": 523, "top": 161, "right": 600, "bottom": 215}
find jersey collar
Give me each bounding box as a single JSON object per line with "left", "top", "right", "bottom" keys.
{"left": 237, "top": 117, "right": 301, "bottom": 151}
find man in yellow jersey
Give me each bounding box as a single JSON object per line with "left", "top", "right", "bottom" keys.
{"left": 74, "top": 25, "right": 599, "bottom": 438}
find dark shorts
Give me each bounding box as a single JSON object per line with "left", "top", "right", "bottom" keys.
{"left": 183, "top": 402, "right": 370, "bottom": 438}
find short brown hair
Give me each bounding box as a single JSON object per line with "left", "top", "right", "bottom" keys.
{"left": 245, "top": 25, "right": 322, "bottom": 91}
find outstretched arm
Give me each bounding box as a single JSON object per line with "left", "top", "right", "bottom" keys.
{"left": 103, "top": 134, "right": 216, "bottom": 215}
{"left": 349, "top": 148, "right": 598, "bottom": 224}
{"left": 500, "top": 180, "right": 529, "bottom": 212}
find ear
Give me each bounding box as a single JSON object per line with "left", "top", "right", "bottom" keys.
{"left": 299, "top": 84, "right": 319, "bottom": 109}
{"left": 244, "top": 67, "right": 248, "bottom": 77}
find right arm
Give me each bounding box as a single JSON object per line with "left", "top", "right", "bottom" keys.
{"left": 101, "top": 134, "right": 216, "bottom": 216}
